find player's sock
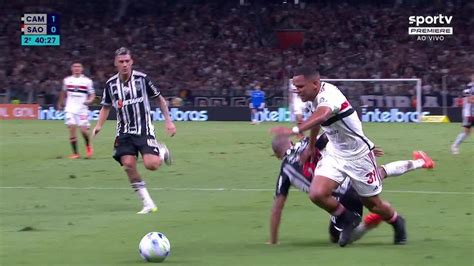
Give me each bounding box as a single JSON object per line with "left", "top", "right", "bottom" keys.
{"left": 332, "top": 204, "right": 361, "bottom": 247}
{"left": 82, "top": 132, "right": 90, "bottom": 146}
{"left": 385, "top": 211, "right": 407, "bottom": 245}
{"left": 382, "top": 159, "right": 424, "bottom": 177}
{"left": 70, "top": 137, "right": 78, "bottom": 154}
{"left": 453, "top": 132, "right": 467, "bottom": 146}
{"left": 131, "top": 181, "right": 155, "bottom": 207}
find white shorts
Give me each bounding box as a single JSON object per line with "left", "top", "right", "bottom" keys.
{"left": 315, "top": 151, "right": 382, "bottom": 197}
{"left": 65, "top": 112, "right": 90, "bottom": 127}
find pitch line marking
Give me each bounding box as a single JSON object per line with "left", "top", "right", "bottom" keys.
{"left": 0, "top": 186, "right": 472, "bottom": 195}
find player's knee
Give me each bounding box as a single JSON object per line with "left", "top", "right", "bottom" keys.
{"left": 144, "top": 159, "right": 161, "bottom": 171}
{"left": 122, "top": 160, "right": 136, "bottom": 172}
{"left": 309, "top": 188, "right": 326, "bottom": 204}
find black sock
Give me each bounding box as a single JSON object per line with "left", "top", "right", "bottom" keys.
{"left": 82, "top": 133, "right": 90, "bottom": 146}
{"left": 70, "top": 137, "right": 78, "bottom": 154}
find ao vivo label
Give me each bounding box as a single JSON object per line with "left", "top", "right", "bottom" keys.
{"left": 0, "top": 104, "right": 39, "bottom": 120}
{"left": 361, "top": 108, "right": 430, "bottom": 123}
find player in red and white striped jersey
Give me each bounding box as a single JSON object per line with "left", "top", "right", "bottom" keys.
{"left": 271, "top": 66, "right": 407, "bottom": 246}
{"left": 57, "top": 63, "right": 96, "bottom": 159}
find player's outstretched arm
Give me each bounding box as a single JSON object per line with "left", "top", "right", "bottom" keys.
{"left": 156, "top": 95, "right": 176, "bottom": 137}
{"left": 269, "top": 107, "right": 331, "bottom": 136}
{"left": 92, "top": 106, "right": 111, "bottom": 137}
{"left": 268, "top": 195, "right": 287, "bottom": 245}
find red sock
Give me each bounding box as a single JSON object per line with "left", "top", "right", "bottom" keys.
{"left": 364, "top": 213, "right": 383, "bottom": 229}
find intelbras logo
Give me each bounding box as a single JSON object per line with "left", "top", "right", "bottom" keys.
{"left": 361, "top": 108, "right": 430, "bottom": 123}
{"left": 151, "top": 108, "right": 208, "bottom": 121}
{"left": 408, "top": 14, "right": 453, "bottom": 41}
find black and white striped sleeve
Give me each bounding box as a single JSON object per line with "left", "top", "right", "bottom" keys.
{"left": 101, "top": 84, "right": 112, "bottom": 106}
{"left": 275, "top": 164, "right": 291, "bottom": 197}
{"left": 145, "top": 76, "right": 161, "bottom": 99}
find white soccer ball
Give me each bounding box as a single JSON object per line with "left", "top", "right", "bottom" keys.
{"left": 139, "top": 232, "right": 171, "bottom": 263}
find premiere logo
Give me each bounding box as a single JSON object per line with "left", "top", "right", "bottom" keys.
{"left": 408, "top": 14, "right": 453, "bottom": 41}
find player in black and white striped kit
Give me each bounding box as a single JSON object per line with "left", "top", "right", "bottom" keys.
{"left": 93, "top": 47, "right": 176, "bottom": 214}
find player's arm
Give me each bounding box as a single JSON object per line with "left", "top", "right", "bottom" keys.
{"left": 93, "top": 105, "right": 111, "bottom": 137}
{"left": 85, "top": 79, "right": 96, "bottom": 105}
{"left": 145, "top": 75, "right": 176, "bottom": 137}
{"left": 93, "top": 85, "right": 112, "bottom": 137}
{"left": 270, "top": 106, "right": 331, "bottom": 136}
{"left": 298, "top": 106, "right": 332, "bottom": 132}
{"left": 268, "top": 194, "right": 287, "bottom": 245}
{"left": 156, "top": 95, "right": 176, "bottom": 137}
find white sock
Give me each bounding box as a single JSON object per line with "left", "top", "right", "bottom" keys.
{"left": 453, "top": 132, "right": 467, "bottom": 146}
{"left": 131, "top": 181, "right": 155, "bottom": 207}
{"left": 382, "top": 159, "right": 424, "bottom": 177}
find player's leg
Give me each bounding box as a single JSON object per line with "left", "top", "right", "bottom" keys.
{"left": 114, "top": 135, "right": 156, "bottom": 214}
{"left": 78, "top": 113, "right": 92, "bottom": 158}
{"left": 309, "top": 155, "right": 361, "bottom": 247}
{"left": 451, "top": 117, "right": 472, "bottom": 154}
{"left": 121, "top": 155, "right": 157, "bottom": 214}
{"left": 349, "top": 152, "right": 406, "bottom": 245}
{"left": 65, "top": 113, "right": 80, "bottom": 158}
{"left": 249, "top": 103, "right": 257, "bottom": 124}
{"left": 350, "top": 213, "right": 383, "bottom": 243}
{"left": 378, "top": 150, "right": 435, "bottom": 179}
{"left": 329, "top": 184, "right": 364, "bottom": 244}
{"left": 139, "top": 136, "right": 172, "bottom": 170}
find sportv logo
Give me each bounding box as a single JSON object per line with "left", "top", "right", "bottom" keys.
{"left": 408, "top": 14, "right": 453, "bottom": 41}
{"left": 408, "top": 15, "right": 453, "bottom": 26}
{"left": 361, "top": 108, "right": 430, "bottom": 123}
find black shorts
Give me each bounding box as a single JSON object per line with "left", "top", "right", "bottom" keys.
{"left": 112, "top": 134, "right": 160, "bottom": 165}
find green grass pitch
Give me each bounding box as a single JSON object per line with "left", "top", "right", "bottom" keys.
{"left": 0, "top": 120, "right": 473, "bottom": 265}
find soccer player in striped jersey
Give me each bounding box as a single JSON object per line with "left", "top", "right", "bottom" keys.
{"left": 451, "top": 75, "right": 474, "bottom": 155}
{"left": 267, "top": 135, "right": 435, "bottom": 245}
{"left": 57, "top": 63, "right": 96, "bottom": 159}
{"left": 92, "top": 47, "right": 176, "bottom": 214}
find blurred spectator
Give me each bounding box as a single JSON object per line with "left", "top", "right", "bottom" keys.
{"left": 2, "top": 0, "right": 472, "bottom": 105}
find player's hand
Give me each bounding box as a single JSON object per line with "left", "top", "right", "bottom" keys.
{"left": 165, "top": 121, "right": 176, "bottom": 137}
{"left": 56, "top": 105, "right": 63, "bottom": 111}
{"left": 92, "top": 126, "right": 101, "bottom": 138}
{"left": 373, "top": 146, "right": 384, "bottom": 157}
{"left": 269, "top": 126, "right": 293, "bottom": 136}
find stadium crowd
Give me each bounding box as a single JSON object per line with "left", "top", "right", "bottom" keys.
{"left": 1, "top": 0, "right": 472, "bottom": 106}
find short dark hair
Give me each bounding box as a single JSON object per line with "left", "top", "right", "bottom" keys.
{"left": 272, "top": 135, "right": 290, "bottom": 158}
{"left": 292, "top": 66, "right": 320, "bottom": 80}
{"left": 115, "top": 47, "right": 131, "bottom": 56}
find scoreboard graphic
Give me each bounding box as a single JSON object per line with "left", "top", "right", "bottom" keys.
{"left": 21, "top": 13, "right": 60, "bottom": 46}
